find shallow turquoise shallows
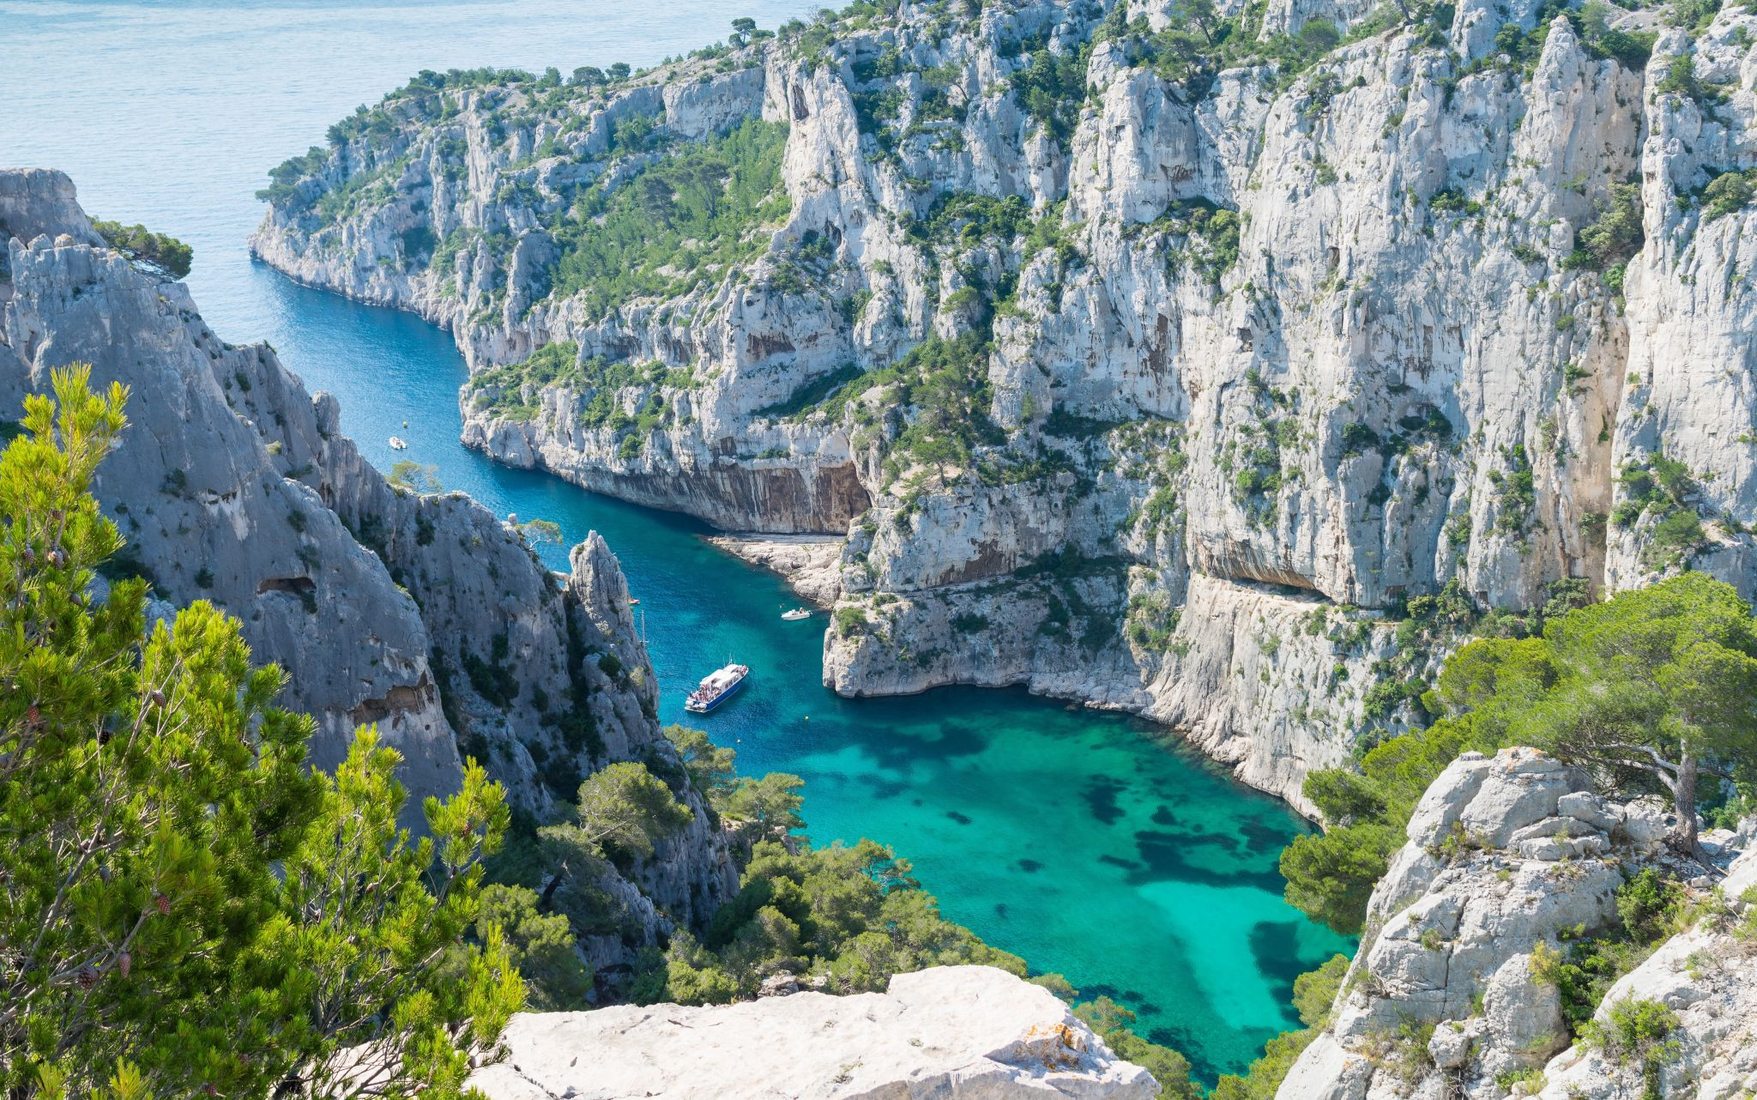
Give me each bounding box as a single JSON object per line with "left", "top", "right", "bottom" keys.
{"left": 2, "top": 0, "right": 1352, "bottom": 1077}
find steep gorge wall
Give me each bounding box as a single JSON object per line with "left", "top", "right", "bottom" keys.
{"left": 252, "top": 0, "right": 1757, "bottom": 806}
{"left": 0, "top": 168, "right": 737, "bottom": 968}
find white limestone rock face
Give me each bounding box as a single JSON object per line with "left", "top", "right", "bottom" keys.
{"left": 1532, "top": 844, "right": 1757, "bottom": 1100}
{"left": 252, "top": 0, "right": 1757, "bottom": 806}
{"left": 0, "top": 169, "right": 737, "bottom": 968}
{"left": 1277, "top": 748, "right": 1678, "bottom": 1100}
{"left": 468, "top": 966, "right": 1161, "bottom": 1100}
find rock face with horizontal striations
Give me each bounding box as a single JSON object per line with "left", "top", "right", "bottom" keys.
{"left": 1279, "top": 747, "right": 1756, "bottom": 1100}
{"left": 468, "top": 965, "right": 1161, "bottom": 1100}
{"left": 0, "top": 168, "right": 736, "bottom": 969}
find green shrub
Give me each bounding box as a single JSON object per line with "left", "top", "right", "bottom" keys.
{"left": 90, "top": 218, "right": 194, "bottom": 279}
{"left": 1582, "top": 997, "right": 1680, "bottom": 1099}
{"left": 1428, "top": 188, "right": 1483, "bottom": 217}
{"left": 1279, "top": 821, "right": 1400, "bottom": 934}
{"left": 1580, "top": 1, "right": 1656, "bottom": 67}
{"left": 1565, "top": 182, "right": 1644, "bottom": 271}
{"left": 834, "top": 605, "right": 870, "bottom": 637}
{"left": 1700, "top": 168, "right": 1757, "bottom": 220}
{"left": 951, "top": 611, "right": 989, "bottom": 633}
{"left": 1073, "top": 998, "right": 1200, "bottom": 1099}
{"left": 1655, "top": 53, "right": 1706, "bottom": 98}
{"left": 1009, "top": 45, "right": 1089, "bottom": 143}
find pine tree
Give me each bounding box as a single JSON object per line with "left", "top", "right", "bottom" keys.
{"left": 0, "top": 367, "right": 522, "bottom": 1098}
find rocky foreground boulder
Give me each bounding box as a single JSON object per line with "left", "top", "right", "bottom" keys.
{"left": 468, "top": 965, "right": 1160, "bottom": 1099}
{"left": 1279, "top": 747, "right": 1757, "bottom": 1100}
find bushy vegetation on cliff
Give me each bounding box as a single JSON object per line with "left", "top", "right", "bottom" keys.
{"left": 548, "top": 117, "right": 791, "bottom": 318}
{"left": 90, "top": 219, "right": 193, "bottom": 280}
{"left": 1285, "top": 572, "right": 1757, "bottom": 939}
{"left": 1206, "top": 572, "right": 1757, "bottom": 1099}
{"left": 0, "top": 370, "right": 521, "bottom": 1099}
{"left": 484, "top": 719, "right": 1023, "bottom": 1003}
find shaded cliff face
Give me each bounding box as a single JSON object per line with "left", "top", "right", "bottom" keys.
{"left": 251, "top": 0, "right": 1757, "bottom": 805}
{"left": 0, "top": 168, "right": 736, "bottom": 961}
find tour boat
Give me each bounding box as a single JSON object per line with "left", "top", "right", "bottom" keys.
{"left": 781, "top": 607, "right": 812, "bottom": 621}
{"left": 685, "top": 662, "right": 749, "bottom": 714}
{"left": 388, "top": 436, "right": 409, "bottom": 450}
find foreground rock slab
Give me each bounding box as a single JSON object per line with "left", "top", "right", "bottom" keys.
{"left": 469, "top": 966, "right": 1160, "bottom": 1099}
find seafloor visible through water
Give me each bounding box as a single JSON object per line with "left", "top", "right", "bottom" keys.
{"left": 2, "top": 0, "right": 1352, "bottom": 1076}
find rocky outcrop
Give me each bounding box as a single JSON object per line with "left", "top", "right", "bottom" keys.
{"left": 1277, "top": 747, "right": 1754, "bottom": 1100}
{"left": 0, "top": 168, "right": 736, "bottom": 967}
{"left": 707, "top": 532, "right": 847, "bottom": 605}
{"left": 251, "top": 0, "right": 1757, "bottom": 805}
{"left": 1532, "top": 844, "right": 1757, "bottom": 1099}
{"left": 468, "top": 965, "right": 1161, "bottom": 1099}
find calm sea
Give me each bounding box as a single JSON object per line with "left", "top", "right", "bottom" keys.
{"left": 0, "top": 0, "right": 1351, "bottom": 1076}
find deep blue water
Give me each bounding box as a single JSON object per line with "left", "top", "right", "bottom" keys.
{"left": 1, "top": 0, "right": 1351, "bottom": 1077}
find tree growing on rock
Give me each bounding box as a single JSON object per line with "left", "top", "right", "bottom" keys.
{"left": 0, "top": 368, "right": 521, "bottom": 1098}
{"left": 1455, "top": 572, "right": 1757, "bottom": 854}
{"left": 1283, "top": 574, "right": 1757, "bottom": 937}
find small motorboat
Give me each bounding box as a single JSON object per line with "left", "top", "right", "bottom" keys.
{"left": 388, "top": 436, "right": 409, "bottom": 450}
{"left": 781, "top": 607, "right": 812, "bottom": 621}
{"left": 685, "top": 662, "right": 749, "bottom": 714}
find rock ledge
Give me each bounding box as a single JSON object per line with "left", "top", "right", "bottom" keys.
{"left": 469, "top": 965, "right": 1160, "bottom": 1099}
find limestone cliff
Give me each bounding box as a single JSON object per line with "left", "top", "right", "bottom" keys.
{"left": 251, "top": 0, "right": 1757, "bottom": 806}
{"left": 468, "top": 965, "right": 1160, "bottom": 1099}
{"left": 1278, "top": 747, "right": 1757, "bottom": 1100}
{"left": 0, "top": 168, "right": 736, "bottom": 968}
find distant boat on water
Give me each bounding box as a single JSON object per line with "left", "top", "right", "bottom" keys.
{"left": 781, "top": 607, "right": 812, "bottom": 621}
{"left": 685, "top": 662, "right": 748, "bottom": 714}
{"left": 388, "top": 436, "right": 408, "bottom": 450}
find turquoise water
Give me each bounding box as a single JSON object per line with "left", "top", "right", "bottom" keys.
{"left": 1, "top": 0, "right": 1351, "bottom": 1077}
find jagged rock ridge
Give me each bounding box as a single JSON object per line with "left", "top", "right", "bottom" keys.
{"left": 0, "top": 168, "right": 736, "bottom": 973}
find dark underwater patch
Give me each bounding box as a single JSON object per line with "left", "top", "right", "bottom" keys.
{"left": 1017, "top": 858, "right": 1043, "bottom": 873}
{"left": 946, "top": 809, "right": 973, "bottom": 825}
{"left": 850, "top": 718, "right": 990, "bottom": 775}
{"left": 1083, "top": 775, "right": 1128, "bottom": 825}
{"left": 929, "top": 719, "right": 990, "bottom": 758}
{"left": 1240, "top": 817, "right": 1290, "bottom": 857}
{"left": 1146, "top": 1021, "right": 1221, "bottom": 1083}
{"left": 1128, "top": 829, "right": 1285, "bottom": 890}
{"left": 1249, "top": 921, "right": 1314, "bottom": 1026}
